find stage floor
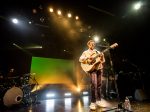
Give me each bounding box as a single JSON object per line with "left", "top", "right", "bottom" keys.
{"left": 0, "top": 96, "right": 150, "bottom": 112}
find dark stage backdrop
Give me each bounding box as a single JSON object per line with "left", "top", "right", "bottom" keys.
{"left": 30, "top": 57, "right": 76, "bottom": 85}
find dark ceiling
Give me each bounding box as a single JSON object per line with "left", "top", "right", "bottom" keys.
{"left": 0, "top": 0, "right": 150, "bottom": 74}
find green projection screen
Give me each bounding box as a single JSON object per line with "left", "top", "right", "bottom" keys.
{"left": 30, "top": 57, "right": 76, "bottom": 85}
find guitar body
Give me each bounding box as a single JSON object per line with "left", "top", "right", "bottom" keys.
{"left": 81, "top": 57, "right": 101, "bottom": 72}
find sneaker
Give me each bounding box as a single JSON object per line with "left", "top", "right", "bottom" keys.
{"left": 96, "top": 101, "right": 103, "bottom": 107}
{"left": 89, "top": 103, "right": 96, "bottom": 110}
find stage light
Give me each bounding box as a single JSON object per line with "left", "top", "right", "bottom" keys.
{"left": 64, "top": 92, "right": 72, "bottom": 97}
{"left": 32, "top": 9, "right": 37, "bottom": 14}
{"left": 49, "top": 8, "right": 54, "bottom": 12}
{"left": 25, "top": 45, "right": 43, "bottom": 49}
{"left": 11, "top": 18, "right": 18, "bottom": 24}
{"left": 75, "top": 16, "right": 79, "bottom": 20}
{"left": 133, "top": 2, "right": 142, "bottom": 10}
{"left": 103, "top": 38, "right": 106, "bottom": 42}
{"left": 82, "top": 91, "right": 88, "bottom": 95}
{"left": 76, "top": 87, "right": 81, "bottom": 92}
{"left": 46, "top": 93, "right": 55, "bottom": 98}
{"left": 57, "top": 10, "right": 62, "bottom": 15}
{"left": 93, "top": 35, "right": 100, "bottom": 43}
{"left": 10, "top": 17, "right": 31, "bottom": 30}
{"left": 67, "top": 13, "right": 72, "bottom": 18}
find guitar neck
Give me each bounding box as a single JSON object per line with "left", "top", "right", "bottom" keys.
{"left": 102, "top": 47, "right": 111, "bottom": 53}
{"left": 94, "top": 47, "right": 111, "bottom": 59}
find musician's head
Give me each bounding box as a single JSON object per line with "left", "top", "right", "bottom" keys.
{"left": 87, "top": 40, "right": 95, "bottom": 50}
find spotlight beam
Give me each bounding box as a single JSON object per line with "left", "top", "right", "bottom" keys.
{"left": 13, "top": 43, "right": 32, "bottom": 55}
{"left": 88, "top": 5, "right": 115, "bottom": 17}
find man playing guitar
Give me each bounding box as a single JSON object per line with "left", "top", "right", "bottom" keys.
{"left": 79, "top": 39, "right": 105, "bottom": 110}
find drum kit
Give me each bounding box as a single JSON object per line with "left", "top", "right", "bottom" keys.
{"left": 0, "top": 73, "right": 38, "bottom": 107}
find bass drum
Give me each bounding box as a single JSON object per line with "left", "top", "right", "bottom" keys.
{"left": 3, "top": 86, "right": 23, "bottom": 107}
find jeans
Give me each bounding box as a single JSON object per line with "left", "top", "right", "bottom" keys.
{"left": 89, "top": 69, "right": 103, "bottom": 103}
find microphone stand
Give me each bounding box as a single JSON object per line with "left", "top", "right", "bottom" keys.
{"left": 97, "top": 43, "right": 119, "bottom": 99}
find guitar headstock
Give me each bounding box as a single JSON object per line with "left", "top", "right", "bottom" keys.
{"left": 110, "top": 43, "right": 118, "bottom": 49}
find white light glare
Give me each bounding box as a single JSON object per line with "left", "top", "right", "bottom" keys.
{"left": 93, "top": 35, "right": 100, "bottom": 43}
{"left": 64, "top": 93, "right": 72, "bottom": 96}
{"left": 75, "top": 16, "right": 79, "bottom": 20}
{"left": 49, "top": 8, "right": 53, "bottom": 12}
{"left": 133, "top": 2, "right": 142, "bottom": 10}
{"left": 57, "top": 10, "right": 62, "bottom": 15}
{"left": 12, "top": 18, "right": 18, "bottom": 24}
{"left": 76, "top": 87, "right": 81, "bottom": 92}
{"left": 83, "top": 91, "right": 88, "bottom": 95}
{"left": 67, "top": 13, "right": 72, "bottom": 18}
{"left": 46, "top": 93, "right": 55, "bottom": 98}
{"left": 36, "top": 46, "right": 42, "bottom": 48}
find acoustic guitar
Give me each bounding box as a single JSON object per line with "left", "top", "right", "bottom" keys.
{"left": 81, "top": 43, "right": 118, "bottom": 72}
